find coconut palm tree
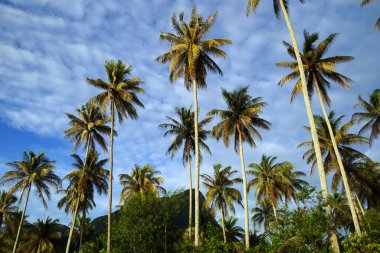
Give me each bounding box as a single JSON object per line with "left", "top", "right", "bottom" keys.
{"left": 360, "top": 0, "right": 380, "bottom": 30}
{"left": 252, "top": 200, "right": 275, "bottom": 233}
{"left": 17, "top": 217, "right": 61, "bottom": 253}
{"left": 224, "top": 216, "right": 244, "bottom": 242}
{"left": 276, "top": 31, "right": 363, "bottom": 234}
{"left": 0, "top": 151, "right": 60, "bottom": 253}
{"left": 353, "top": 89, "right": 380, "bottom": 145}
{"left": 64, "top": 103, "right": 112, "bottom": 253}
{"left": 119, "top": 164, "right": 165, "bottom": 203}
{"left": 299, "top": 112, "right": 369, "bottom": 175}
{"left": 201, "top": 164, "right": 242, "bottom": 242}
{"left": 0, "top": 191, "right": 17, "bottom": 231}
{"left": 208, "top": 86, "right": 270, "bottom": 248}
{"left": 248, "top": 155, "right": 303, "bottom": 220}
{"left": 86, "top": 59, "right": 144, "bottom": 253}
{"left": 159, "top": 107, "right": 211, "bottom": 241}
{"left": 156, "top": 7, "right": 231, "bottom": 245}
{"left": 59, "top": 151, "right": 108, "bottom": 252}
{"left": 246, "top": 1, "right": 339, "bottom": 250}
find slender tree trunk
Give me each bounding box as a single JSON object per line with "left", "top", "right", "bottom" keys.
{"left": 220, "top": 208, "right": 227, "bottom": 243}
{"left": 356, "top": 194, "right": 365, "bottom": 216}
{"left": 12, "top": 185, "right": 31, "bottom": 253}
{"left": 107, "top": 100, "right": 115, "bottom": 253}
{"left": 278, "top": 1, "right": 340, "bottom": 252}
{"left": 238, "top": 128, "right": 250, "bottom": 250}
{"left": 187, "top": 153, "right": 192, "bottom": 243}
{"left": 271, "top": 201, "right": 278, "bottom": 222}
{"left": 315, "top": 84, "right": 361, "bottom": 235}
{"left": 79, "top": 209, "right": 86, "bottom": 250}
{"left": 193, "top": 79, "right": 201, "bottom": 247}
{"left": 66, "top": 139, "right": 91, "bottom": 253}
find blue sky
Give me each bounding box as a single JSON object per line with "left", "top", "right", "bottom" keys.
{"left": 0, "top": 0, "right": 379, "bottom": 229}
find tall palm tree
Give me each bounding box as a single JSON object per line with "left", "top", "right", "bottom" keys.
{"left": 86, "top": 59, "right": 144, "bottom": 253}
{"left": 251, "top": 200, "right": 275, "bottom": 233}
{"left": 0, "top": 191, "right": 17, "bottom": 231}
{"left": 360, "top": 0, "right": 380, "bottom": 30}
{"left": 159, "top": 107, "right": 211, "bottom": 241}
{"left": 246, "top": 1, "right": 339, "bottom": 250}
{"left": 17, "top": 217, "right": 61, "bottom": 253}
{"left": 299, "top": 112, "right": 369, "bottom": 233}
{"left": 119, "top": 164, "right": 164, "bottom": 203}
{"left": 201, "top": 164, "right": 242, "bottom": 242}
{"left": 224, "top": 216, "right": 244, "bottom": 242}
{"left": 156, "top": 7, "right": 231, "bottom": 245}
{"left": 208, "top": 86, "right": 270, "bottom": 248}
{"left": 0, "top": 151, "right": 60, "bottom": 253}
{"left": 64, "top": 103, "right": 112, "bottom": 253}
{"left": 248, "top": 155, "right": 304, "bottom": 220}
{"left": 353, "top": 89, "right": 380, "bottom": 145}
{"left": 276, "top": 31, "right": 363, "bottom": 234}
{"left": 59, "top": 151, "right": 108, "bottom": 252}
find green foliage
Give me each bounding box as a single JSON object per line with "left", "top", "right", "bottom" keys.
{"left": 111, "top": 191, "right": 181, "bottom": 253}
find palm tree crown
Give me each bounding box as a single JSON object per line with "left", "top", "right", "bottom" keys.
{"left": 64, "top": 103, "right": 112, "bottom": 153}
{"left": 156, "top": 6, "right": 231, "bottom": 88}
{"left": 18, "top": 217, "right": 62, "bottom": 253}
{"left": 208, "top": 86, "right": 271, "bottom": 151}
{"left": 1, "top": 151, "right": 60, "bottom": 208}
{"left": 86, "top": 60, "right": 144, "bottom": 122}
{"left": 159, "top": 107, "right": 211, "bottom": 163}
{"left": 119, "top": 164, "right": 165, "bottom": 203}
{"left": 276, "top": 31, "right": 354, "bottom": 105}
{"left": 352, "top": 89, "right": 380, "bottom": 144}
{"left": 299, "top": 112, "right": 369, "bottom": 175}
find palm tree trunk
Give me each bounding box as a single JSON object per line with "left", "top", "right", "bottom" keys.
{"left": 315, "top": 84, "right": 361, "bottom": 235}
{"left": 278, "top": 1, "right": 340, "bottom": 252}
{"left": 220, "top": 208, "right": 227, "bottom": 243}
{"left": 271, "top": 201, "right": 278, "bottom": 222}
{"left": 356, "top": 194, "right": 365, "bottom": 216}
{"left": 238, "top": 128, "right": 250, "bottom": 250}
{"left": 187, "top": 153, "right": 192, "bottom": 243}
{"left": 65, "top": 138, "right": 91, "bottom": 253}
{"left": 193, "top": 79, "right": 201, "bottom": 247}
{"left": 12, "top": 185, "right": 31, "bottom": 253}
{"left": 107, "top": 100, "right": 115, "bottom": 253}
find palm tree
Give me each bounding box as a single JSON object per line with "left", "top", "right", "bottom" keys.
{"left": 156, "top": 7, "right": 231, "bottom": 245}
{"left": 201, "top": 164, "right": 242, "bottom": 242}
{"left": 246, "top": 1, "right": 339, "bottom": 250}
{"left": 59, "top": 151, "right": 108, "bottom": 252}
{"left": 0, "top": 191, "right": 17, "bottom": 231}
{"left": 252, "top": 200, "right": 275, "bottom": 233}
{"left": 208, "top": 86, "right": 270, "bottom": 248}
{"left": 86, "top": 59, "right": 144, "bottom": 253}
{"left": 0, "top": 151, "right": 60, "bottom": 253}
{"left": 224, "top": 216, "right": 244, "bottom": 242}
{"left": 119, "top": 164, "right": 165, "bottom": 203}
{"left": 18, "top": 217, "right": 61, "bottom": 253}
{"left": 360, "top": 0, "right": 380, "bottom": 30}
{"left": 276, "top": 31, "right": 363, "bottom": 234}
{"left": 64, "top": 103, "right": 112, "bottom": 253}
{"left": 248, "top": 155, "right": 304, "bottom": 220}
{"left": 353, "top": 89, "right": 380, "bottom": 145}
{"left": 159, "top": 107, "right": 211, "bottom": 241}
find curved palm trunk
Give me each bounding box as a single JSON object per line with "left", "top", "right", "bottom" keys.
{"left": 278, "top": 1, "right": 340, "bottom": 252}
{"left": 65, "top": 139, "right": 91, "bottom": 253}
{"left": 12, "top": 185, "right": 31, "bottom": 253}
{"left": 187, "top": 153, "right": 193, "bottom": 243}
{"left": 220, "top": 208, "right": 227, "bottom": 243}
{"left": 356, "top": 194, "right": 365, "bottom": 216}
{"left": 315, "top": 84, "right": 361, "bottom": 235}
{"left": 193, "top": 79, "right": 201, "bottom": 247}
{"left": 107, "top": 100, "right": 115, "bottom": 253}
{"left": 271, "top": 201, "right": 278, "bottom": 222}
{"left": 238, "top": 129, "right": 250, "bottom": 250}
